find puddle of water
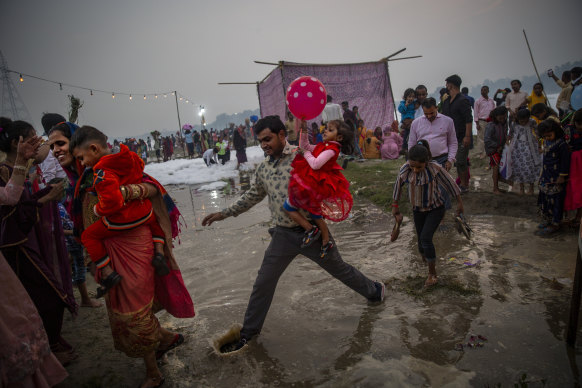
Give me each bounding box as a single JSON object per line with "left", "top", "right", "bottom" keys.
{"left": 62, "top": 174, "right": 582, "bottom": 387}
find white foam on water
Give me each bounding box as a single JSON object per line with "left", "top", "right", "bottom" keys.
{"left": 144, "top": 145, "right": 265, "bottom": 186}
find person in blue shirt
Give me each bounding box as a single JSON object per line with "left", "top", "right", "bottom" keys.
{"left": 398, "top": 88, "right": 416, "bottom": 122}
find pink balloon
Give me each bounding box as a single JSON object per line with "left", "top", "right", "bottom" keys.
{"left": 285, "top": 76, "right": 327, "bottom": 120}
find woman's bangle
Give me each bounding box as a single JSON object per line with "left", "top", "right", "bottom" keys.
{"left": 391, "top": 203, "right": 399, "bottom": 208}
{"left": 13, "top": 165, "right": 27, "bottom": 172}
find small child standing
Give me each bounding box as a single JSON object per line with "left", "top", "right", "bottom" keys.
{"left": 536, "top": 119, "right": 570, "bottom": 236}
{"left": 398, "top": 88, "right": 416, "bottom": 123}
{"left": 484, "top": 106, "right": 509, "bottom": 194}
{"left": 507, "top": 109, "right": 542, "bottom": 195}
{"left": 565, "top": 109, "right": 582, "bottom": 226}
{"left": 284, "top": 120, "right": 354, "bottom": 258}
{"left": 70, "top": 126, "right": 170, "bottom": 297}
{"left": 392, "top": 140, "right": 463, "bottom": 287}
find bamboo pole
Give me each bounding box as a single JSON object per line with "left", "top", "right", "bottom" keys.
{"left": 174, "top": 90, "right": 186, "bottom": 156}
{"left": 388, "top": 55, "right": 422, "bottom": 62}
{"left": 523, "top": 29, "right": 549, "bottom": 106}
{"left": 254, "top": 61, "right": 279, "bottom": 66}
{"left": 218, "top": 82, "right": 258, "bottom": 85}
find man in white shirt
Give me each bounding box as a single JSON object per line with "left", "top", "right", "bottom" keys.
{"left": 203, "top": 147, "right": 218, "bottom": 167}
{"left": 505, "top": 80, "right": 528, "bottom": 121}
{"left": 473, "top": 86, "right": 496, "bottom": 158}
{"left": 414, "top": 85, "right": 428, "bottom": 119}
{"left": 321, "top": 95, "right": 343, "bottom": 124}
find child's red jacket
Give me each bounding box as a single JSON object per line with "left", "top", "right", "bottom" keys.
{"left": 92, "top": 144, "right": 152, "bottom": 227}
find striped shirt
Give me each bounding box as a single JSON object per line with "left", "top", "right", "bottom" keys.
{"left": 392, "top": 161, "right": 461, "bottom": 211}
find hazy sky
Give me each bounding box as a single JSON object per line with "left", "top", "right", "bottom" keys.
{"left": 1, "top": 0, "right": 580, "bottom": 138}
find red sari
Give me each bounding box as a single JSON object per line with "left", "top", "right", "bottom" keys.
{"left": 288, "top": 142, "right": 353, "bottom": 222}
{"left": 78, "top": 170, "right": 194, "bottom": 358}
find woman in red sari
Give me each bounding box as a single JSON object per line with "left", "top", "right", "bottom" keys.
{"left": 49, "top": 123, "right": 194, "bottom": 388}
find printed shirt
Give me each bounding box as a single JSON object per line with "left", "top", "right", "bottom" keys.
{"left": 392, "top": 161, "right": 461, "bottom": 212}
{"left": 221, "top": 141, "right": 309, "bottom": 227}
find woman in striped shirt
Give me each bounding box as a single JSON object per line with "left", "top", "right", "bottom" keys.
{"left": 392, "top": 140, "right": 464, "bottom": 287}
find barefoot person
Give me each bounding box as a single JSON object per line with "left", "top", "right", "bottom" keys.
{"left": 484, "top": 106, "right": 510, "bottom": 194}
{"left": 392, "top": 140, "right": 464, "bottom": 287}
{"left": 202, "top": 115, "right": 385, "bottom": 353}
{"left": 42, "top": 115, "right": 102, "bottom": 308}
{"left": 49, "top": 123, "right": 194, "bottom": 388}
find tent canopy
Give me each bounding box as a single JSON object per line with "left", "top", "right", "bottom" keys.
{"left": 257, "top": 59, "right": 396, "bottom": 130}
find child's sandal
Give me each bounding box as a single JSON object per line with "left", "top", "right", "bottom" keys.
{"left": 319, "top": 241, "right": 334, "bottom": 259}
{"left": 301, "top": 227, "right": 321, "bottom": 248}
{"left": 96, "top": 271, "right": 122, "bottom": 298}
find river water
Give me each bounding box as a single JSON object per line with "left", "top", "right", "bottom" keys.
{"left": 62, "top": 174, "right": 582, "bottom": 387}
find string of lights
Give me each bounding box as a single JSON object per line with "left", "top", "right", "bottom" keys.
{"left": 7, "top": 69, "right": 199, "bottom": 106}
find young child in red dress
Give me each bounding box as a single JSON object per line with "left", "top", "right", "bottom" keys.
{"left": 284, "top": 119, "right": 354, "bottom": 258}
{"left": 70, "top": 126, "right": 169, "bottom": 297}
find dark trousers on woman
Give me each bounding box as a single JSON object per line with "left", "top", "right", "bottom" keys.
{"left": 413, "top": 206, "right": 446, "bottom": 262}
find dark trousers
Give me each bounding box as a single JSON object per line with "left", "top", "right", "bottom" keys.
{"left": 413, "top": 206, "right": 446, "bottom": 262}
{"left": 240, "top": 226, "right": 378, "bottom": 340}
{"left": 433, "top": 154, "right": 452, "bottom": 210}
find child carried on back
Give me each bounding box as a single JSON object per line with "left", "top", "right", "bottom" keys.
{"left": 70, "top": 126, "right": 170, "bottom": 298}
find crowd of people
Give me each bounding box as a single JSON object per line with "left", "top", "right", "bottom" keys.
{"left": 0, "top": 113, "right": 195, "bottom": 388}
{"left": 1, "top": 63, "right": 581, "bottom": 387}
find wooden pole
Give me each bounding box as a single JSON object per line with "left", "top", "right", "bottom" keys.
{"left": 218, "top": 82, "right": 258, "bottom": 85}
{"left": 567, "top": 235, "right": 582, "bottom": 346}
{"left": 388, "top": 55, "right": 423, "bottom": 62}
{"left": 254, "top": 61, "right": 279, "bottom": 66}
{"left": 523, "top": 29, "right": 550, "bottom": 105}
{"left": 385, "top": 61, "right": 398, "bottom": 124}
{"left": 174, "top": 90, "right": 186, "bottom": 157}
{"left": 384, "top": 48, "right": 407, "bottom": 61}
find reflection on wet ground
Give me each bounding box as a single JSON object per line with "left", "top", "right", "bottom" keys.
{"left": 63, "top": 173, "right": 582, "bottom": 387}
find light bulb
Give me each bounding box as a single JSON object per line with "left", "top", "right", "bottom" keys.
{"left": 155, "top": 94, "right": 158, "bottom": 99}
{"left": 144, "top": 95, "right": 146, "bottom": 100}
{"left": 112, "top": 93, "right": 115, "bottom": 99}
{"left": 179, "top": 97, "right": 183, "bottom": 101}
{"left": 19, "top": 74, "right": 23, "bottom": 82}
{"left": 186, "top": 99, "right": 189, "bottom": 103}
{"left": 129, "top": 94, "right": 133, "bottom": 100}
{"left": 90, "top": 90, "right": 93, "bottom": 96}
{"left": 164, "top": 94, "right": 167, "bottom": 98}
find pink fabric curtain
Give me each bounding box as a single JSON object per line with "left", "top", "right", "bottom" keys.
{"left": 258, "top": 61, "right": 395, "bottom": 130}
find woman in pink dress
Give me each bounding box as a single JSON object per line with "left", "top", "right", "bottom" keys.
{"left": 381, "top": 123, "right": 403, "bottom": 160}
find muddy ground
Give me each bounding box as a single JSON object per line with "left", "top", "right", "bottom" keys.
{"left": 59, "top": 152, "right": 582, "bottom": 388}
